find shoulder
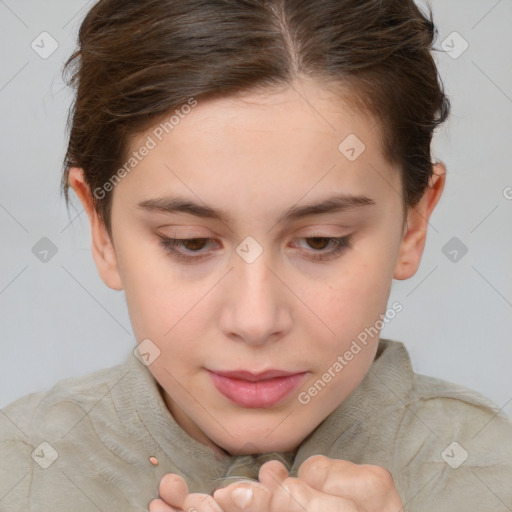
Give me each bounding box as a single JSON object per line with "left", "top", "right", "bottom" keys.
{"left": 0, "top": 357, "right": 132, "bottom": 509}
{"left": 1, "top": 357, "right": 130, "bottom": 441}
{"left": 381, "top": 343, "right": 512, "bottom": 510}
{"left": 373, "top": 338, "right": 511, "bottom": 439}
{"left": 400, "top": 365, "right": 512, "bottom": 455}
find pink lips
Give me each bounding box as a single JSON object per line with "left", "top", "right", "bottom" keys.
{"left": 208, "top": 369, "right": 308, "bottom": 408}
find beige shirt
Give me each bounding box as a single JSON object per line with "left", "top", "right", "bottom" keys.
{"left": 1, "top": 338, "right": 511, "bottom": 511}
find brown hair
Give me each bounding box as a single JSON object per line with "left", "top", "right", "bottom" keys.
{"left": 60, "top": 0, "right": 450, "bottom": 239}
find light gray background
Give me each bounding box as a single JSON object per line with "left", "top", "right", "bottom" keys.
{"left": 0, "top": 0, "right": 511, "bottom": 416}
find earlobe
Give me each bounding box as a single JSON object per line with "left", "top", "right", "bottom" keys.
{"left": 67, "top": 167, "right": 124, "bottom": 291}
{"left": 393, "top": 162, "right": 446, "bottom": 281}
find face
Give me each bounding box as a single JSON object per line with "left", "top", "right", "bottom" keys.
{"left": 72, "top": 77, "right": 443, "bottom": 456}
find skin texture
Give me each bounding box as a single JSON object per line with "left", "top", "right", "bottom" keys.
{"left": 68, "top": 77, "right": 444, "bottom": 511}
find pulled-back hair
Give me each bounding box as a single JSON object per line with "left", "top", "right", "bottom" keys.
{"left": 60, "top": 0, "right": 450, "bottom": 238}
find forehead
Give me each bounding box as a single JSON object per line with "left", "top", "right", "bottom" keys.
{"left": 185, "top": 80, "right": 369, "bottom": 135}
{"left": 129, "top": 77, "right": 378, "bottom": 151}
{"left": 117, "top": 78, "right": 398, "bottom": 219}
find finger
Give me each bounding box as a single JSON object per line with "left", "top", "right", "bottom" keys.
{"left": 183, "top": 492, "right": 224, "bottom": 512}
{"left": 297, "top": 455, "right": 349, "bottom": 493}
{"left": 268, "top": 475, "right": 355, "bottom": 512}
{"left": 213, "top": 481, "right": 271, "bottom": 512}
{"left": 298, "top": 456, "right": 403, "bottom": 510}
{"left": 158, "top": 473, "right": 189, "bottom": 508}
{"left": 257, "top": 460, "right": 289, "bottom": 493}
{"left": 148, "top": 498, "right": 179, "bottom": 512}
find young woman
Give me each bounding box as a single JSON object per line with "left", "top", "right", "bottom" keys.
{"left": 1, "top": 1, "right": 511, "bottom": 511}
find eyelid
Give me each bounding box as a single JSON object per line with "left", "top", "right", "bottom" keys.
{"left": 157, "top": 235, "right": 218, "bottom": 264}
{"left": 157, "top": 233, "right": 353, "bottom": 264}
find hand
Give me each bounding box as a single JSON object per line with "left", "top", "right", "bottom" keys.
{"left": 151, "top": 455, "right": 404, "bottom": 512}
{"left": 148, "top": 473, "right": 224, "bottom": 512}
{"left": 213, "top": 455, "right": 404, "bottom": 512}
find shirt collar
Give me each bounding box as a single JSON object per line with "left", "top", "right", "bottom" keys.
{"left": 112, "top": 338, "right": 413, "bottom": 493}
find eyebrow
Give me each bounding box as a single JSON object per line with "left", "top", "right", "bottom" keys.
{"left": 137, "top": 193, "right": 376, "bottom": 225}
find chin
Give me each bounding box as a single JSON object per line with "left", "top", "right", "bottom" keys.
{"left": 216, "top": 432, "right": 302, "bottom": 456}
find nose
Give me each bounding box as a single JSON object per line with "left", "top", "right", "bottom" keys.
{"left": 219, "top": 252, "right": 292, "bottom": 346}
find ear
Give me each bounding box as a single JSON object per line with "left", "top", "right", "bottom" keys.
{"left": 67, "top": 167, "right": 123, "bottom": 291}
{"left": 394, "top": 162, "right": 446, "bottom": 280}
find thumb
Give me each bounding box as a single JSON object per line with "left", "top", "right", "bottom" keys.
{"left": 158, "top": 473, "right": 189, "bottom": 509}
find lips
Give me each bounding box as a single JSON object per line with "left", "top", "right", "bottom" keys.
{"left": 207, "top": 368, "right": 308, "bottom": 408}
{"left": 212, "top": 369, "right": 301, "bottom": 382}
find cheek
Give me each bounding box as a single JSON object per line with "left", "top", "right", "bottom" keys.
{"left": 116, "top": 238, "right": 201, "bottom": 353}
{"left": 302, "top": 240, "right": 396, "bottom": 367}
{"left": 314, "top": 252, "right": 394, "bottom": 328}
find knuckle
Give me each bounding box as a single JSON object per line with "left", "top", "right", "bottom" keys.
{"left": 299, "top": 454, "right": 331, "bottom": 476}
{"left": 304, "top": 454, "right": 330, "bottom": 468}
{"left": 362, "top": 465, "right": 394, "bottom": 490}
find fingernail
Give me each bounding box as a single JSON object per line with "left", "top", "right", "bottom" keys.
{"left": 232, "top": 487, "right": 253, "bottom": 509}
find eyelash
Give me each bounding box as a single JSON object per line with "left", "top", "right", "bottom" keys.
{"left": 157, "top": 234, "right": 352, "bottom": 264}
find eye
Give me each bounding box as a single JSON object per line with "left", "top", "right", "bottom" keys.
{"left": 157, "top": 236, "right": 218, "bottom": 264}
{"left": 157, "top": 234, "right": 353, "bottom": 264}
{"left": 294, "top": 236, "right": 352, "bottom": 261}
